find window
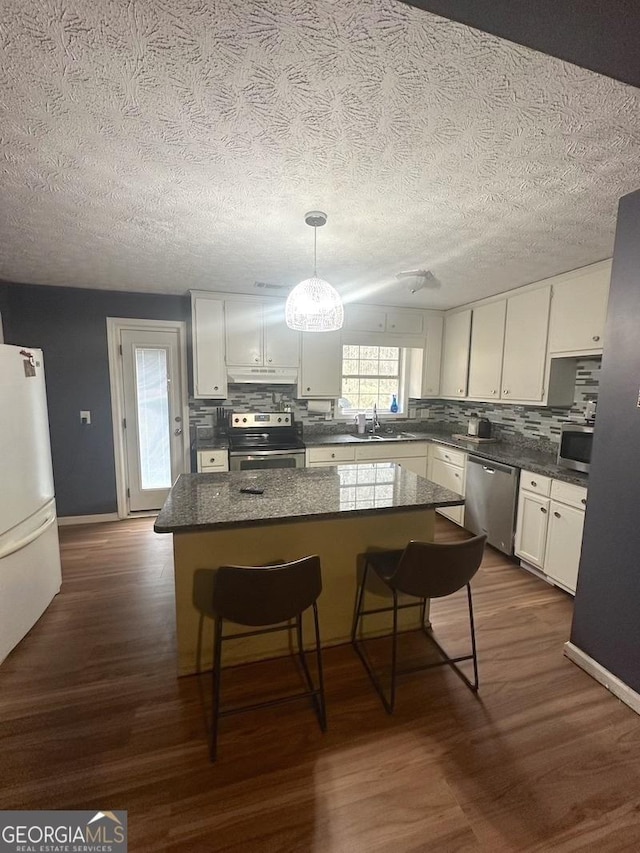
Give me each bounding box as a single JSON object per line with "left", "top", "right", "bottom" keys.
{"left": 341, "top": 344, "right": 402, "bottom": 414}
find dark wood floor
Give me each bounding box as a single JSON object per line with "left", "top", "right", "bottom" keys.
{"left": 1, "top": 517, "right": 639, "bottom": 851}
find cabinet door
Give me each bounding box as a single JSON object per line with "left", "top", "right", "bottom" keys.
{"left": 264, "top": 301, "right": 300, "bottom": 367}
{"left": 422, "top": 314, "right": 443, "bottom": 396}
{"left": 225, "top": 301, "right": 262, "bottom": 366}
{"left": 468, "top": 300, "right": 506, "bottom": 400}
{"left": 440, "top": 309, "right": 471, "bottom": 398}
{"left": 501, "top": 286, "right": 550, "bottom": 402}
{"left": 548, "top": 264, "right": 610, "bottom": 353}
{"left": 298, "top": 331, "right": 342, "bottom": 398}
{"left": 396, "top": 456, "right": 427, "bottom": 478}
{"left": 191, "top": 296, "right": 227, "bottom": 399}
{"left": 430, "top": 457, "right": 465, "bottom": 525}
{"left": 344, "top": 306, "right": 386, "bottom": 333}
{"left": 386, "top": 311, "right": 424, "bottom": 335}
{"left": 514, "top": 491, "right": 549, "bottom": 568}
{"left": 545, "top": 502, "right": 585, "bottom": 593}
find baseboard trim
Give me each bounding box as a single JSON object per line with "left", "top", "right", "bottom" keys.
{"left": 58, "top": 513, "right": 120, "bottom": 526}
{"left": 564, "top": 642, "right": 640, "bottom": 716}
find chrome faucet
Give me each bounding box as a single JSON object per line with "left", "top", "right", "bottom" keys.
{"left": 370, "top": 404, "right": 380, "bottom": 434}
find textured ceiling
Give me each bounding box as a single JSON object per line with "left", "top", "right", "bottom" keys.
{"left": 1, "top": 0, "right": 639, "bottom": 309}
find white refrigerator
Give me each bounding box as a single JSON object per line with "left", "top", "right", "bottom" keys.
{"left": 0, "top": 344, "right": 62, "bottom": 663}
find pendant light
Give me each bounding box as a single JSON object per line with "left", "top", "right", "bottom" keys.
{"left": 285, "top": 211, "right": 344, "bottom": 332}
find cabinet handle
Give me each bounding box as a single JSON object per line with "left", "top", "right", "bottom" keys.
{"left": 268, "top": 358, "right": 272, "bottom": 363}
{"left": 306, "top": 387, "right": 311, "bottom": 392}
{"left": 504, "top": 389, "right": 510, "bottom": 395}
{"left": 210, "top": 457, "right": 216, "bottom": 463}
{"left": 454, "top": 473, "right": 459, "bottom": 478}
{"left": 530, "top": 480, "right": 537, "bottom": 487}
{"left": 214, "top": 385, "right": 219, "bottom": 391}
{"left": 458, "top": 388, "right": 464, "bottom": 394}
{"left": 331, "top": 453, "right": 335, "bottom": 458}
{"left": 540, "top": 507, "right": 547, "bottom": 514}
{"left": 254, "top": 358, "right": 259, "bottom": 363}
{"left": 492, "top": 389, "right": 497, "bottom": 395}
{"left": 554, "top": 511, "right": 561, "bottom": 518}
{"left": 592, "top": 335, "right": 600, "bottom": 342}
{"left": 581, "top": 498, "right": 586, "bottom": 505}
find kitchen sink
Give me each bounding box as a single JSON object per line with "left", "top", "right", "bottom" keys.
{"left": 355, "top": 434, "right": 387, "bottom": 440}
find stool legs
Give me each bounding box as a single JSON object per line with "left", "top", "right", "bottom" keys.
{"left": 210, "top": 616, "right": 224, "bottom": 761}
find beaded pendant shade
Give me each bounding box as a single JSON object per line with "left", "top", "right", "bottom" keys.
{"left": 285, "top": 211, "right": 344, "bottom": 332}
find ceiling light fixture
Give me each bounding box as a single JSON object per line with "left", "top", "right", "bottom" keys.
{"left": 285, "top": 211, "right": 344, "bottom": 332}
{"left": 396, "top": 269, "right": 440, "bottom": 294}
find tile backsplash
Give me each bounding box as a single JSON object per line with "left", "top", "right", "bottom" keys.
{"left": 412, "top": 357, "right": 600, "bottom": 443}
{"left": 190, "top": 357, "right": 600, "bottom": 445}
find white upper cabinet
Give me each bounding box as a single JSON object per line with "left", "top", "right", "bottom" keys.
{"left": 191, "top": 294, "right": 227, "bottom": 399}
{"left": 468, "top": 300, "right": 506, "bottom": 400}
{"left": 225, "top": 300, "right": 262, "bottom": 366}
{"left": 263, "top": 301, "right": 301, "bottom": 367}
{"left": 440, "top": 309, "right": 471, "bottom": 398}
{"left": 298, "top": 330, "right": 342, "bottom": 398}
{"left": 501, "top": 286, "right": 551, "bottom": 403}
{"left": 548, "top": 261, "right": 611, "bottom": 354}
{"left": 421, "top": 314, "right": 443, "bottom": 397}
{"left": 225, "top": 299, "right": 299, "bottom": 368}
{"left": 343, "top": 305, "right": 424, "bottom": 337}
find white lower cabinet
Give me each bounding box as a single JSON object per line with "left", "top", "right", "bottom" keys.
{"left": 515, "top": 470, "right": 587, "bottom": 594}
{"left": 427, "top": 445, "right": 466, "bottom": 525}
{"left": 306, "top": 442, "right": 428, "bottom": 475}
{"left": 197, "top": 450, "right": 229, "bottom": 473}
{"left": 306, "top": 446, "right": 356, "bottom": 467}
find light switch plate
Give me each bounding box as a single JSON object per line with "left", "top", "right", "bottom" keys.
{"left": 80, "top": 410, "right": 91, "bottom": 424}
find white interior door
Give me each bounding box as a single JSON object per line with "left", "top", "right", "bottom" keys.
{"left": 120, "top": 328, "right": 185, "bottom": 512}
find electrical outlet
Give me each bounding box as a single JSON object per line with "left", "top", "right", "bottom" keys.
{"left": 80, "top": 410, "right": 91, "bottom": 424}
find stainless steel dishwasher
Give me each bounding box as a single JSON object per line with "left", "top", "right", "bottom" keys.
{"left": 464, "top": 455, "right": 518, "bottom": 555}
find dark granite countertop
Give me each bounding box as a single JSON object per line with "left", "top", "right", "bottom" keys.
{"left": 304, "top": 430, "right": 588, "bottom": 488}
{"left": 154, "top": 463, "right": 464, "bottom": 534}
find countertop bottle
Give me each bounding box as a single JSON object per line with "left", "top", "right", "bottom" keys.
{"left": 390, "top": 394, "right": 398, "bottom": 413}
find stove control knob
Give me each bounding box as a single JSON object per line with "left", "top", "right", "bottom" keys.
{"left": 277, "top": 417, "right": 282, "bottom": 422}
{"left": 242, "top": 417, "right": 247, "bottom": 423}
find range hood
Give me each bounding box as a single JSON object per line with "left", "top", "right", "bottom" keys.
{"left": 227, "top": 366, "right": 298, "bottom": 385}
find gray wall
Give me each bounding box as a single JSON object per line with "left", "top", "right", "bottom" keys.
{"left": 570, "top": 188, "right": 640, "bottom": 692}
{"left": 0, "top": 282, "right": 188, "bottom": 517}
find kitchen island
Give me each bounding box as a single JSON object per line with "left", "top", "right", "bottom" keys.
{"left": 155, "top": 463, "right": 464, "bottom": 675}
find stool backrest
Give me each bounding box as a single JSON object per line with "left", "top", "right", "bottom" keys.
{"left": 389, "top": 535, "right": 486, "bottom": 599}
{"left": 212, "top": 556, "right": 322, "bottom": 626}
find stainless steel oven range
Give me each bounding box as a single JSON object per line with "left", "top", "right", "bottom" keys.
{"left": 228, "top": 412, "right": 305, "bottom": 471}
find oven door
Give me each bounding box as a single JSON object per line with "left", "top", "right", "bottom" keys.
{"left": 229, "top": 449, "right": 305, "bottom": 472}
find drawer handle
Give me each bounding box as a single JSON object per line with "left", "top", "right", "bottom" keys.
{"left": 581, "top": 498, "right": 586, "bottom": 505}
{"left": 592, "top": 335, "right": 600, "bottom": 342}
{"left": 504, "top": 389, "right": 510, "bottom": 395}
{"left": 210, "top": 457, "right": 216, "bottom": 463}
{"left": 454, "top": 473, "right": 460, "bottom": 478}
{"left": 540, "top": 507, "right": 547, "bottom": 514}
{"left": 554, "top": 511, "right": 561, "bottom": 518}
{"left": 306, "top": 387, "right": 311, "bottom": 392}
{"left": 331, "top": 453, "right": 335, "bottom": 458}
{"left": 458, "top": 388, "right": 464, "bottom": 394}
{"left": 530, "top": 481, "right": 537, "bottom": 487}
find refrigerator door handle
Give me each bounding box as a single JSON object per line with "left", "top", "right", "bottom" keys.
{"left": 0, "top": 513, "right": 56, "bottom": 561}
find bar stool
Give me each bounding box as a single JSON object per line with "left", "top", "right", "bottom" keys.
{"left": 351, "top": 535, "right": 486, "bottom": 713}
{"left": 209, "top": 555, "right": 327, "bottom": 761}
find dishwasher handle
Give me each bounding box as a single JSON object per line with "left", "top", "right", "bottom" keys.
{"left": 468, "top": 455, "right": 517, "bottom": 477}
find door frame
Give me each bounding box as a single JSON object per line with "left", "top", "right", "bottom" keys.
{"left": 107, "top": 317, "right": 190, "bottom": 519}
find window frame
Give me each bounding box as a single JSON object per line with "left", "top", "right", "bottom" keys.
{"left": 339, "top": 343, "right": 409, "bottom": 419}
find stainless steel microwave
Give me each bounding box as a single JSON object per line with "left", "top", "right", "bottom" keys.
{"left": 557, "top": 424, "right": 594, "bottom": 474}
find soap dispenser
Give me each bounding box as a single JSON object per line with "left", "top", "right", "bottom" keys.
{"left": 390, "top": 394, "right": 398, "bottom": 414}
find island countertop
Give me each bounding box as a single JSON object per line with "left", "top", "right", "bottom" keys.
{"left": 154, "top": 463, "right": 464, "bottom": 534}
